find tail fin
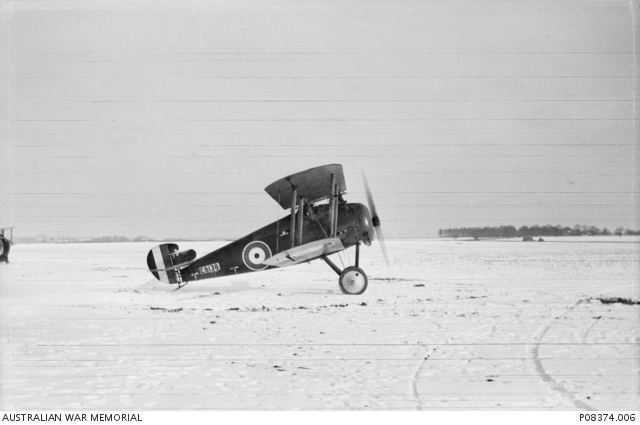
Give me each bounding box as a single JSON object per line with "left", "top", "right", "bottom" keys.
{"left": 147, "top": 243, "right": 197, "bottom": 284}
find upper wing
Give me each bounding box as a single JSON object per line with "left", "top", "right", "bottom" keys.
{"left": 264, "top": 164, "right": 346, "bottom": 209}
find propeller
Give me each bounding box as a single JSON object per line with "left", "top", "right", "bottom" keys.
{"left": 362, "top": 172, "right": 390, "bottom": 269}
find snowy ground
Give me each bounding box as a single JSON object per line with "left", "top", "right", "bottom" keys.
{"left": 1, "top": 237, "right": 638, "bottom": 411}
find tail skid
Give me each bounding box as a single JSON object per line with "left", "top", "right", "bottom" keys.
{"left": 147, "top": 244, "right": 197, "bottom": 284}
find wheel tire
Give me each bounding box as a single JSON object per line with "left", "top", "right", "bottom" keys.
{"left": 339, "top": 266, "right": 368, "bottom": 295}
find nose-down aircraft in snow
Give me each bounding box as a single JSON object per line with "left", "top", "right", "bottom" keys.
{"left": 146, "top": 164, "right": 387, "bottom": 294}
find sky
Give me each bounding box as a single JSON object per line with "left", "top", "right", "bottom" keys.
{"left": 0, "top": 0, "right": 638, "bottom": 240}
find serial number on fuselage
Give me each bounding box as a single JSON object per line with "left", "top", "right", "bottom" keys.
{"left": 199, "top": 263, "right": 220, "bottom": 274}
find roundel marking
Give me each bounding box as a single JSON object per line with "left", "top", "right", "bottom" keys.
{"left": 242, "top": 240, "right": 272, "bottom": 271}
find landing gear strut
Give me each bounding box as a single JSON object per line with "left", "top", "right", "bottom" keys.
{"left": 322, "top": 242, "right": 368, "bottom": 295}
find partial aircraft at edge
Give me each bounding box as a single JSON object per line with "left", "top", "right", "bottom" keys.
{"left": 0, "top": 227, "right": 14, "bottom": 263}
{"left": 146, "top": 164, "right": 387, "bottom": 294}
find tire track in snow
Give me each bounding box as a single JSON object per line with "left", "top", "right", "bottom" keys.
{"left": 580, "top": 315, "right": 603, "bottom": 343}
{"left": 527, "top": 299, "right": 595, "bottom": 410}
{"left": 411, "top": 346, "right": 436, "bottom": 411}
{"left": 528, "top": 283, "right": 637, "bottom": 410}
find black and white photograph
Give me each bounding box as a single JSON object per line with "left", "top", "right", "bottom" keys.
{"left": 0, "top": 0, "right": 638, "bottom": 413}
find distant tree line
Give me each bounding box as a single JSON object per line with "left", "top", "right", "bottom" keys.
{"left": 16, "top": 235, "right": 149, "bottom": 244}
{"left": 438, "top": 225, "right": 640, "bottom": 239}
{"left": 14, "top": 235, "right": 232, "bottom": 244}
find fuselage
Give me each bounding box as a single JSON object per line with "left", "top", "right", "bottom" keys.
{"left": 178, "top": 202, "right": 374, "bottom": 282}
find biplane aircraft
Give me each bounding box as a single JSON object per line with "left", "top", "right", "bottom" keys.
{"left": 0, "top": 227, "right": 14, "bottom": 263}
{"left": 146, "top": 164, "right": 387, "bottom": 295}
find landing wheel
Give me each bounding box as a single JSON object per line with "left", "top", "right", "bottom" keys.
{"left": 339, "top": 266, "right": 368, "bottom": 295}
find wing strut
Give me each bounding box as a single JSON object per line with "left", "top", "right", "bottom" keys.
{"left": 297, "top": 196, "right": 304, "bottom": 246}
{"left": 290, "top": 184, "right": 297, "bottom": 249}
{"left": 275, "top": 191, "right": 281, "bottom": 254}
{"left": 328, "top": 174, "right": 336, "bottom": 237}
{"left": 332, "top": 187, "right": 339, "bottom": 235}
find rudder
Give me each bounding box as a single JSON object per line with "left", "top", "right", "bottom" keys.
{"left": 147, "top": 243, "right": 197, "bottom": 284}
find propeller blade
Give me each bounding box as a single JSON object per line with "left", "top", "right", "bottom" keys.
{"left": 362, "top": 171, "right": 390, "bottom": 269}
{"left": 362, "top": 172, "right": 378, "bottom": 222}
{"left": 375, "top": 223, "right": 390, "bottom": 268}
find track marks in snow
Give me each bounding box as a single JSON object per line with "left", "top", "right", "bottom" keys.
{"left": 580, "top": 315, "right": 603, "bottom": 343}
{"left": 411, "top": 346, "right": 437, "bottom": 411}
{"left": 527, "top": 282, "right": 638, "bottom": 410}
{"left": 527, "top": 299, "right": 595, "bottom": 410}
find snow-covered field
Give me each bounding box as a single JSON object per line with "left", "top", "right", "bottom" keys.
{"left": 1, "top": 237, "right": 638, "bottom": 410}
